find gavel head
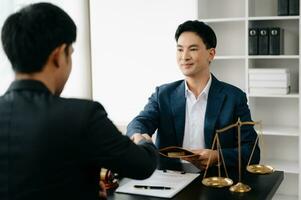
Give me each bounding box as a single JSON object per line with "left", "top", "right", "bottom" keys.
{"left": 100, "top": 168, "right": 119, "bottom": 190}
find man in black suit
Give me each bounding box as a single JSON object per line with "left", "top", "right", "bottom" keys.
{"left": 0, "top": 3, "right": 157, "bottom": 200}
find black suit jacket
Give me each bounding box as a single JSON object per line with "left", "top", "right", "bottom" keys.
{"left": 0, "top": 80, "right": 157, "bottom": 200}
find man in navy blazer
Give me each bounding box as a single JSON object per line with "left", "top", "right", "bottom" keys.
{"left": 127, "top": 20, "right": 260, "bottom": 170}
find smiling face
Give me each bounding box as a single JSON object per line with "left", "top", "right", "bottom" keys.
{"left": 176, "top": 31, "right": 215, "bottom": 79}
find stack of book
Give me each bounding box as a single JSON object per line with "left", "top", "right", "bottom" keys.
{"left": 249, "top": 68, "right": 290, "bottom": 95}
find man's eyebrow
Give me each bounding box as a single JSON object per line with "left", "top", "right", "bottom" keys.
{"left": 189, "top": 44, "right": 199, "bottom": 48}
{"left": 177, "top": 44, "right": 199, "bottom": 48}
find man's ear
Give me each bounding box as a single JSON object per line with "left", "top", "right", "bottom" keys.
{"left": 49, "top": 44, "right": 67, "bottom": 68}
{"left": 208, "top": 48, "right": 216, "bottom": 63}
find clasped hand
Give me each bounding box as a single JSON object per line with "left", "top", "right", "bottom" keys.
{"left": 130, "top": 133, "right": 152, "bottom": 144}
{"left": 182, "top": 149, "right": 218, "bottom": 170}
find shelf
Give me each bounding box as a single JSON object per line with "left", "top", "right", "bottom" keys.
{"left": 255, "top": 125, "right": 299, "bottom": 137}
{"left": 248, "top": 55, "right": 299, "bottom": 59}
{"left": 262, "top": 159, "right": 299, "bottom": 174}
{"left": 198, "top": 0, "right": 245, "bottom": 20}
{"left": 201, "top": 17, "right": 245, "bottom": 23}
{"left": 197, "top": 0, "right": 300, "bottom": 196}
{"left": 249, "top": 93, "right": 299, "bottom": 98}
{"left": 215, "top": 55, "right": 245, "bottom": 60}
{"left": 272, "top": 194, "right": 298, "bottom": 200}
{"left": 249, "top": 16, "right": 300, "bottom": 21}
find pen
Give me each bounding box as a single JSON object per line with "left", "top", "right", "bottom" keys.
{"left": 134, "top": 185, "right": 171, "bottom": 190}
{"left": 163, "top": 169, "right": 186, "bottom": 174}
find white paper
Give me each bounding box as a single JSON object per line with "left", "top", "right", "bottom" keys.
{"left": 115, "top": 170, "right": 200, "bottom": 198}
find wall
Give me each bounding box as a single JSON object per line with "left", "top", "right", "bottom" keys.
{"left": 90, "top": 0, "right": 197, "bottom": 125}
{"left": 1, "top": 0, "right": 198, "bottom": 125}
{"left": 0, "top": 0, "right": 92, "bottom": 99}
{"left": 0, "top": 0, "right": 14, "bottom": 95}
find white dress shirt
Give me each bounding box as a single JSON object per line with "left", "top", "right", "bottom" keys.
{"left": 182, "top": 75, "right": 212, "bottom": 150}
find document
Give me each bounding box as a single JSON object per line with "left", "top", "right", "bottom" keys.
{"left": 115, "top": 169, "right": 199, "bottom": 198}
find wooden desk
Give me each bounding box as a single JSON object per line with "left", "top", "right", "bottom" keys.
{"left": 108, "top": 158, "right": 284, "bottom": 200}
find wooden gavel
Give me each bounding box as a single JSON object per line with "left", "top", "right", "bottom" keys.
{"left": 100, "top": 168, "right": 119, "bottom": 190}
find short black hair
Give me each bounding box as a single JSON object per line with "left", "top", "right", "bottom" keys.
{"left": 175, "top": 20, "right": 217, "bottom": 49}
{"left": 1, "top": 2, "right": 76, "bottom": 73}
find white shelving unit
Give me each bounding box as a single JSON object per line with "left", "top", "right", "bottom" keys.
{"left": 256, "top": 125, "right": 299, "bottom": 136}
{"left": 198, "top": 0, "right": 300, "bottom": 199}
{"left": 265, "top": 159, "right": 299, "bottom": 174}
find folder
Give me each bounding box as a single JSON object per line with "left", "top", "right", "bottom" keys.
{"left": 249, "top": 28, "right": 258, "bottom": 55}
{"left": 249, "top": 72, "right": 290, "bottom": 81}
{"left": 289, "top": 0, "right": 299, "bottom": 15}
{"left": 159, "top": 146, "right": 198, "bottom": 159}
{"left": 278, "top": 0, "right": 289, "bottom": 15}
{"left": 249, "top": 87, "right": 290, "bottom": 95}
{"left": 258, "top": 28, "right": 269, "bottom": 55}
{"left": 249, "top": 80, "right": 290, "bottom": 88}
{"left": 249, "top": 68, "right": 288, "bottom": 74}
{"left": 269, "top": 27, "right": 283, "bottom": 55}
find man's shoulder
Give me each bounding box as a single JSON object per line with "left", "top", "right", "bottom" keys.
{"left": 216, "top": 79, "right": 246, "bottom": 98}
{"left": 57, "top": 96, "right": 95, "bottom": 105}
{"left": 56, "top": 96, "right": 105, "bottom": 113}
{"left": 156, "top": 80, "right": 184, "bottom": 92}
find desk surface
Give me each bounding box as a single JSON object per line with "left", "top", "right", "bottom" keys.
{"left": 108, "top": 158, "right": 284, "bottom": 200}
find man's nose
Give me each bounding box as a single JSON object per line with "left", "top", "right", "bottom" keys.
{"left": 181, "top": 50, "right": 191, "bottom": 60}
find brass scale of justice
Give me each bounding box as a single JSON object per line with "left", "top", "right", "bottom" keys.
{"left": 159, "top": 118, "right": 274, "bottom": 193}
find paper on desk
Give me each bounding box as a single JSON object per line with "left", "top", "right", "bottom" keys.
{"left": 115, "top": 169, "right": 199, "bottom": 198}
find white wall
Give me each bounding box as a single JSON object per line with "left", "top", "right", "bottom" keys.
{"left": 0, "top": 0, "right": 92, "bottom": 99}
{"left": 90, "top": 0, "right": 197, "bottom": 125}
{"left": 0, "top": 1, "right": 14, "bottom": 95}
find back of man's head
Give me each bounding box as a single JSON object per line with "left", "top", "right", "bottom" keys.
{"left": 175, "top": 20, "right": 217, "bottom": 49}
{"left": 1, "top": 2, "right": 77, "bottom": 73}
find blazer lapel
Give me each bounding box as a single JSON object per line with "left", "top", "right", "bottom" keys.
{"left": 170, "top": 81, "right": 186, "bottom": 146}
{"left": 204, "top": 75, "right": 225, "bottom": 148}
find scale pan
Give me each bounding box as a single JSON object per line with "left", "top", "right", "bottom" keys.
{"left": 202, "top": 177, "right": 233, "bottom": 188}
{"left": 247, "top": 164, "right": 274, "bottom": 174}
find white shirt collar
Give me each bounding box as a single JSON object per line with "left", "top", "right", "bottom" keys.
{"left": 184, "top": 74, "right": 212, "bottom": 99}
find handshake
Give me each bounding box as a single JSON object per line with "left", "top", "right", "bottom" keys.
{"left": 130, "top": 133, "right": 153, "bottom": 144}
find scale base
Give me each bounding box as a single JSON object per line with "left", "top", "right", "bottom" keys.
{"left": 229, "top": 182, "right": 251, "bottom": 193}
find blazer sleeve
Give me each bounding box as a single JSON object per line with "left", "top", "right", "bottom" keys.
{"left": 126, "top": 87, "right": 160, "bottom": 137}
{"left": 221, "top": 92, "right": 260, "bottom": 168}
{"left": 80, "top": 102, "right": 158, "bottom": 180}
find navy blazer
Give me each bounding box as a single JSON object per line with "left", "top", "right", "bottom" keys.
{"left": 127, "top": 75, "right": 260, "bottom": 167}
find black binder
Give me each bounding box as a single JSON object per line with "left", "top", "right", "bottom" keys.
{"left": 269, "top": 28, "right": 283, "bottom": 55}
{"left": 249, "top": 28, "right": 258, "bottom": 55}
{"left": 289, "top": 0, "right": 299, "bottom": 15}
{"left": 278, "top": 0, "right": 289, "bottom": 15}
{"left": 258, "top": 28, "right": 269, "bottom": 55}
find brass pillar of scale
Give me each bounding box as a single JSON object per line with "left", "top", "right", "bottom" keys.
{"left": 202, "top": 118, "right": 274, "bottom": 193}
